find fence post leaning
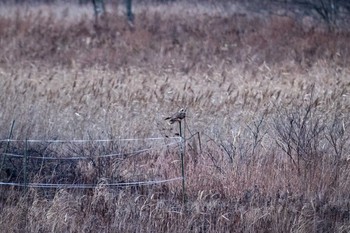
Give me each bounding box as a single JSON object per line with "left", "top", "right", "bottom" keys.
{"left": 0, "top": 120, "right": 15, "bottom": 176}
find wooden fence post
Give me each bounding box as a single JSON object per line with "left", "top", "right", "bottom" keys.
{"left": 23, "top": 139, "right": 28, "bottom": 193}
{"left": 179, "top": 121, "right": 186, "bottom": 205}
{"left": 0, "top": 120, "right": 15, "bottom": 176}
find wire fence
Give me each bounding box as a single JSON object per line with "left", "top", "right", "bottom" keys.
{"left": 0, "top": 177, "right": 183, "bottom": 189}
{"left": 0, "top": 141, "right": 179, "bottom": 160}
{"left": 0, "top": 136, "right": 183, "bottom": 189}
{"left": 0, "top": 137, "right": 181, "bottom": 143}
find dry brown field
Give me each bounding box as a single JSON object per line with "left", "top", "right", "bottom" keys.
{"left": 0, "top": 1, "right": 350, "bottom": 232}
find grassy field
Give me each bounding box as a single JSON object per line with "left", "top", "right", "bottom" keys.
{"left": 0, "top": 1, "right": 350, "bottom": 232}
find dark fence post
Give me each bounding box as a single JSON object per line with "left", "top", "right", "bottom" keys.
{"left": 0, "top": 120, "right": 15, "bottom": 177}
{"left": 23, "top": 139, "right": 28, "bottom": 193}
{"left": 179, "top": 121, "right": 186, "bottom": 205}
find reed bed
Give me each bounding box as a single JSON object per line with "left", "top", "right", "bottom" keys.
{"left": 0, "top": 2, "right": 350, "bottom": 232}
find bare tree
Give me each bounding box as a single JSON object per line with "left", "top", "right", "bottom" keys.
{"left": 89, "top": 0, "right": 134, "bottom": 24}
{"left": 92, "top": 0, "right": 105, "bottom": 22}
{"left": 125, "top": 0, "right": 134, "bottom": 23}
{"left": 280, "top": 0, "right": 350, "bottom": 29}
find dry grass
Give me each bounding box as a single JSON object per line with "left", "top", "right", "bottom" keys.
{"left": 0, "top": 1, "right": 350, "bottom": 232}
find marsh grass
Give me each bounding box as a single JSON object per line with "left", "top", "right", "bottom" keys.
{"left": 0, "top": 1, "right": 350, "bottom": 232}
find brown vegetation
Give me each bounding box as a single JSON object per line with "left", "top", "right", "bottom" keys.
{"left": 0, "top": 2, "right": 350, "bottom": 232}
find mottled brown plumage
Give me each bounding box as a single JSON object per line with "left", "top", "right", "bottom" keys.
{"left": 165, "top": 108, "right": 186, "bottom": 124}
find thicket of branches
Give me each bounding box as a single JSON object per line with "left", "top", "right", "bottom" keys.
{"left": 3, "top": 0, "right": 350, "bottom": 29}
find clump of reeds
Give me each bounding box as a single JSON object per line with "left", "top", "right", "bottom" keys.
{"left": 1, "top": 1, "right": 350, "bottom": 232}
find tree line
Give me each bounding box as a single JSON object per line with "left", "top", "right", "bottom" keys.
{"left": 7, "top": 0, "right": 350, "bottom": 28}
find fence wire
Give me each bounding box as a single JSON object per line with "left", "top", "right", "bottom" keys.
{"left": 0, "top": 136, "right": 184, "bottom": 190}
{"left": 0, "top": 141, "right": 179, "bottom": 160}
{"left": 0, "top": 137, "right": 181, "bottom": 143}
{"left": 0, "top": 177, "right": 183, "bottom": 189}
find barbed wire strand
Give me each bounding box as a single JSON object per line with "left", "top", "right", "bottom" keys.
{"left": 0, "top": 177, "right": 183, "bottom": 189}
{"left": 0, "top": 141, "right": 180, "bottom": 160}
